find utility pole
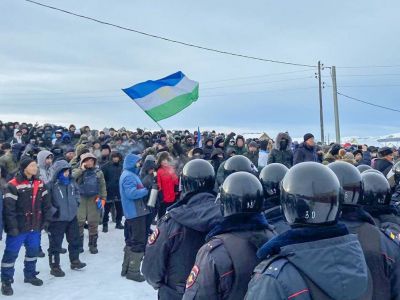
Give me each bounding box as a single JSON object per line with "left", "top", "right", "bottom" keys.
{"left": 331, "top": 66, "right": 341, "bottom": 144}
{"left": 317, "top": 61, "right": 325, "bottom": 144}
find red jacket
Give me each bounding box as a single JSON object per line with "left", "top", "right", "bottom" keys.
{"left": 157, "top": 165, "right": 179, "bottom": 203}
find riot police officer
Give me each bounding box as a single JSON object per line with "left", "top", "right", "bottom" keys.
{"left": 142, "top": 159, "right": 222, "bottom": 300}
{"left": 183, "top": 172, "right": 275, "bottom": 300}
{"left": 246, "top": 162, "right": 371, "bottom": 300}
{"left": 361, "top": 171, "right": 400, "bottom": 246}
{"left": 259, "top": 163, "right": 290, "bottom": 234}
{"left": 216, "top": 155, "right": 256, "bottom": 186}
{"left": 329, "top": 161, "right": 400, "bottom": 299}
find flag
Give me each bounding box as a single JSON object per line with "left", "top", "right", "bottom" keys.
{"left": 197, "top": 126, "right": 202, "bottom": 148}
{"left": 122, "top": 71, "right": 199, "bottom": 122}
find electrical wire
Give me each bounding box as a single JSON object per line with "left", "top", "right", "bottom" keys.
{"left": 337, "top": 91, "right": 400, "bottom": 113}
{"left": 23, "top": 0, "right": 316, "bottom": 68}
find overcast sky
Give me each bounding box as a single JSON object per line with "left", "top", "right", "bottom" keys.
{"left": 1, "top": 0, "right": 400, "bottom": 140}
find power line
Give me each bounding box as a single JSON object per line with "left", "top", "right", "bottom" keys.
{"left": 337, "top": 65, "right": 400, "bottom": 69}
{"left": 337, "top": 91, "right": 400, "bottom": 113}
{"left": 0, "top": 86, "right": 318, "bottom": 106}
{"left": 23, "top": 0, "right": 316, "bottom": 68}
{"left": 328, "top": 84, "right": 400, "bottom": 88}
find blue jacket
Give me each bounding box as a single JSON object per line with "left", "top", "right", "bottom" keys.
{"left": 120, "top": 154, "right": 149, "bottom": 220}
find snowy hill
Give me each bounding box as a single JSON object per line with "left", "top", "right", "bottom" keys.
{"left": 0, "top": 227, "right": 157, "bottom": 299}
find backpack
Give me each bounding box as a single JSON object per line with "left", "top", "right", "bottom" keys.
{"left": 78, "top": 169, "right": 100, "bottom": 197}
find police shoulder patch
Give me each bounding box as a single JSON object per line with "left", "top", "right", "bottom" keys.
{"left": 148, "top": 227, "right": 160, "bottom": 245}
{"left": 382, "top": 228, "right": 400, "bottom": 246}
{"left": 186, "top": 265, "right": 200, "bottom": 289}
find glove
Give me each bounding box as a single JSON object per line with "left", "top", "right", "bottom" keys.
{"left": 9, "top": 228, "right": 19, "bottom": 237}
{"left": 96, "top": 198, "right": 106, "bottom": 210}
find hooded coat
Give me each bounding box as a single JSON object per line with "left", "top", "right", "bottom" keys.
{"left": 267, "top": 133, "right": 293, "bottom": 168}
{"left": 37, "top": 149, "right": 53, "bottom": 184}
{"left": 48, "top": 160, "right": 80, "bottom": 222}
{"left": 142, "top": 192, "right": 222, "bottom": 300}
{"left": 119, "top": 154, "right": 149, "bottom": 220}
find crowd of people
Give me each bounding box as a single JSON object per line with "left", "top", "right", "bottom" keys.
{"left": 0, "top": 120, "right": 399, "bottom": 299}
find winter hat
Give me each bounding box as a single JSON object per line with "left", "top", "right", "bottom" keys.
{"left": 65, "top": 146, "right": 75, "bottom": 154}
{"left": 80, "top": 153, "right": 97, "bottom": 166}
{"left": 1, "top": 142, "right": 11, "bottom": 151}
{"left": 101, "top": 144, "right": 111, "bottom": 152}
{"left": 303, "top": 133, "right": 314, "bottom": 142}
{"left": 20, "top": 155, "right": 35, "bottom": 171}
{"left": 353, "top": 150, "right": 363, "bottom": 157}
{"left": 379, "top": 146, "right": 393, "bottom": 157}
{"left": 192, "top": 147, "right": 204, "bottom": 156}
{"left": 248, "top": 141, "right": 258, "bottom": 148}
{"left": 343, "top": 152, "right": 355, "bottom": 160}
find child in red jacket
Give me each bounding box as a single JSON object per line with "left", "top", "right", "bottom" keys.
{"left": 156, "top": 151, "right": 178, "bottom": 219}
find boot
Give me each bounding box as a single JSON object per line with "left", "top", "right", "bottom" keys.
{"left": 60, "top": 248, "right": 67, "bottom": 254}
{"left": 71, "top": 259, "right": 87, "bottom": 270}
{"left": 24, "top": 276, "right": 43, "bottom": 286}
{"left": 89, "top": 234, "right": 98, "bottom": 254}
{"left": 121, "top": 246, "right": 131, "bottom": 277}
{"left": 38, "top": 247, "right": 45, "bottom": 258}
{"left": 115, "top": 222, "right": 124, "bottom": 230}
{"left": 49, "top": 254, "right": 65, "bottom": 277}
{"left": 79, "top": 235, "right": 84, "bottom": 253}
{"left": 50, "top": 266, "right": 65, "bottom": 277}
{"left": 1, "top": 281, "right": 13, "bottom": 296}
{"left": 102, "top": 223, "right": 108, "bottom": 233}
{"left": 126, "top": 251, "right": 145, "bottom": 282}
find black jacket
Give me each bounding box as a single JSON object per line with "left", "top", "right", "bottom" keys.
{"left": 101, "top": 159, "right": 123, "bottom": 201}
{"left": 3, "top": 172, "right": 53, "bottom": 235}
{"left": 142, "top": 192, "right": 222, "bottom": 300}
{"left": 293, "top": 142, "right": 317, "bottom": 165}
{"left": 373, "top": 158, "right": 393, "bottom": 176}
{"left": 340, "top": 205, "right": 400, "bottom": 300}
{"left": 267, "top": 133, "right": 293, "bottom": 168}
{"left": 183, "top": 213, "right": 275, "bottom": 300}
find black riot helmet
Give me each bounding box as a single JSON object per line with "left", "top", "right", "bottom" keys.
{"left": 223, "top": 155, "right": 256, "bottom": 178}
{"left": 328, "top": 161, "right": 362, "bottom": 205}
{"left": 219, "top": 171, "right": 263, "bottom": 217}
{"left": 181, "top": 159, "right": 215, "bottom": 195}
{"left": 392, "top": 161, "right": 400, "bottom": 185}
{"left": 360, "top": 172, "right": 391, "bottom": 206}
{"left": 357, "top": 165, "right": 372, "bottom": 173}
{"left": 259, "top": 163, "right": 289, "bottom": 208}
{"left": 281, "top": 162, "right": 342, "bottom": 226}
{"left": 363, "top": 169, "right": 383, "bottom": 175}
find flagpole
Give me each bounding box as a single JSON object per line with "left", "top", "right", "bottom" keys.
{"left": 154, "top": 120, "right": 164, "bottom": 131}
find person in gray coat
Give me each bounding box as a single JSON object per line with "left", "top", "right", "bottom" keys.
{"left": 246, "top": 162, "right": 372, "bottom": 300}
{"left": 37, "top": 150, "right": 54, "bottom": 184}
{"left": 47, "top": 160, "right": 86, "bottom": 277}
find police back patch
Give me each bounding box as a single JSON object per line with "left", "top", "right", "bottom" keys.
{"left": 148, "top": 228, "right": 160, "bottom": 245}
{"left": 186, "top": 265, "right": 199, "bottom": 289}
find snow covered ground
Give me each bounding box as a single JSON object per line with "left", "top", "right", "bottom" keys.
{"left": 0, "top": 225, "right": 157, "bottom": 299}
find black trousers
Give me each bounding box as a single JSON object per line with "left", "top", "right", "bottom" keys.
{"left": 48, "top": 217, "right": 80, "bottom": 262}
{"left": 103, "top": 201, "right": 123, "bottom": 224}
{"left": 124, "top": 216, "right": 147, "bottom": 253}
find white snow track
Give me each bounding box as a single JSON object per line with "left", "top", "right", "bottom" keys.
{"left": 0, "top": 226, "right": 157, "bottom": 299}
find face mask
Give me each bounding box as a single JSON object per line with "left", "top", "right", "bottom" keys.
{"left": 279, "top": 140, "right": 288, "bottom": 150}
